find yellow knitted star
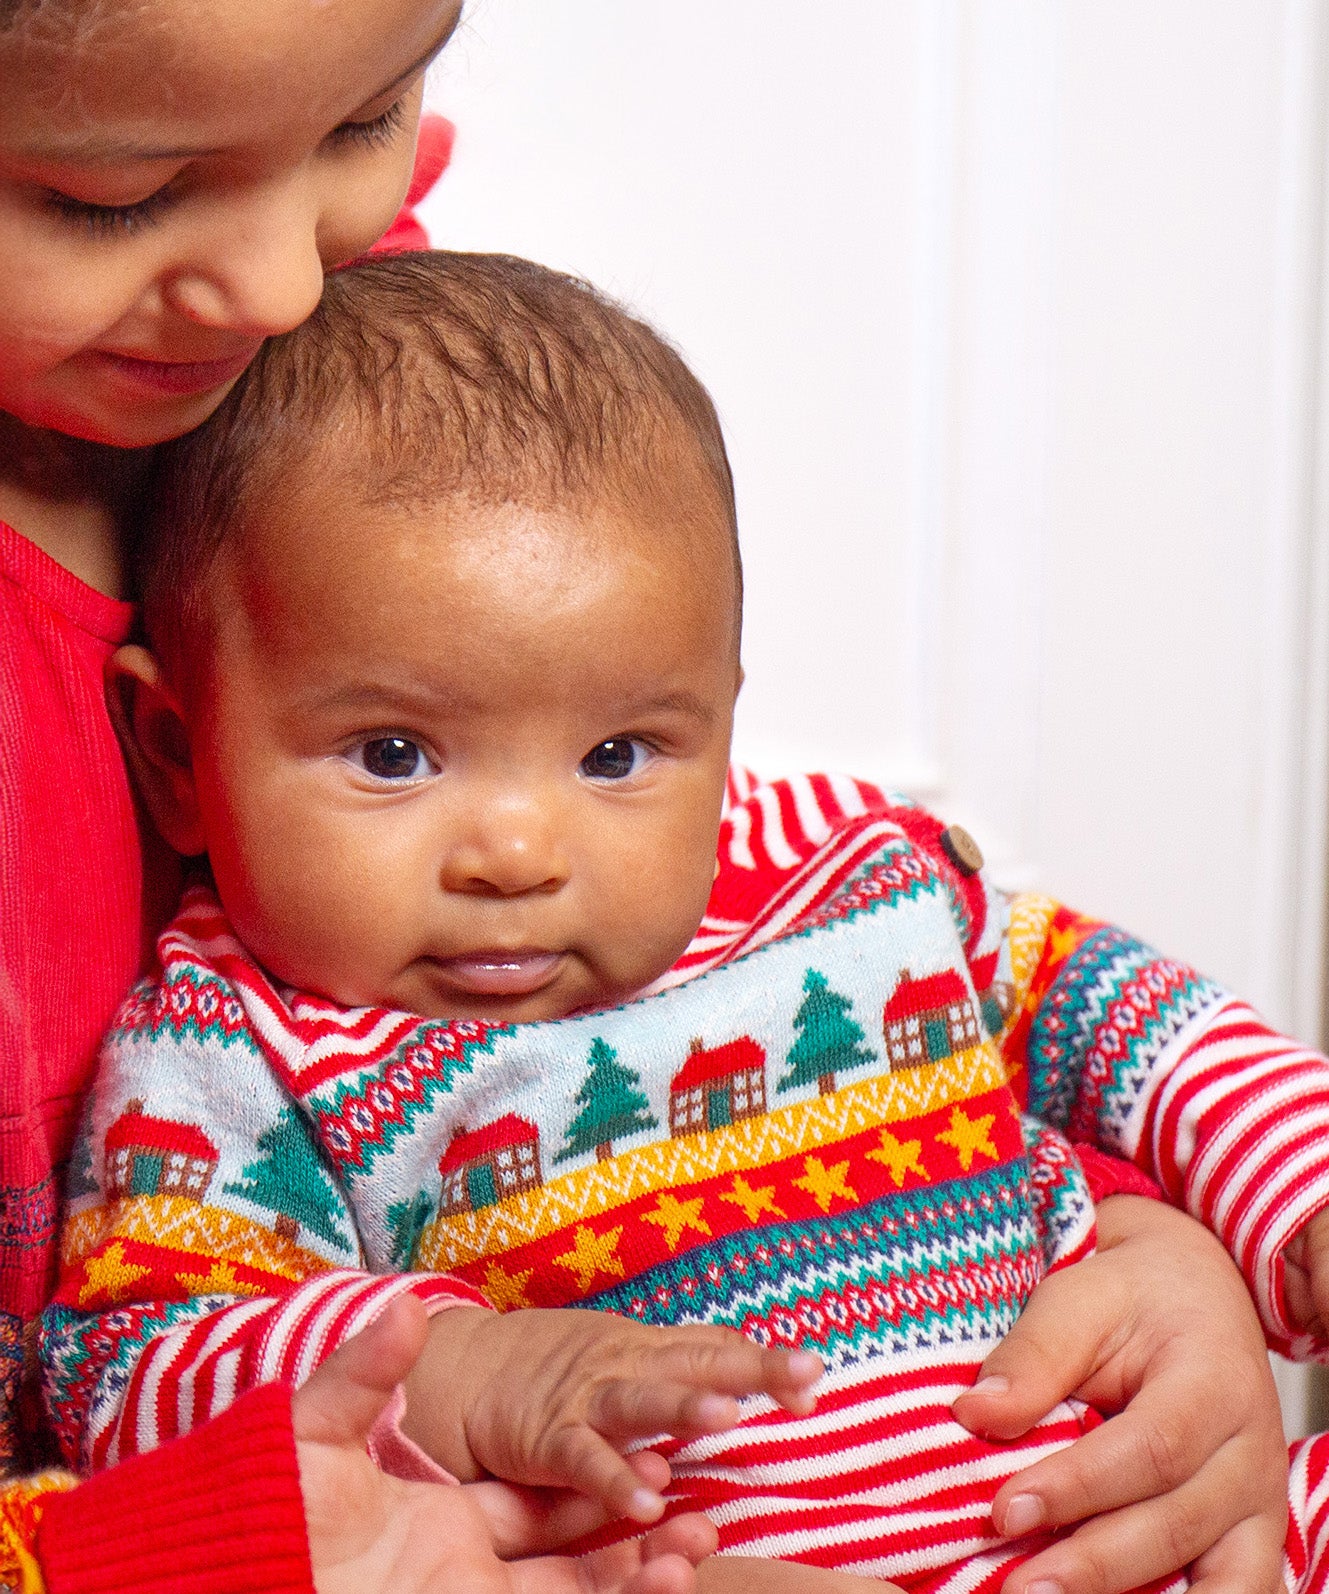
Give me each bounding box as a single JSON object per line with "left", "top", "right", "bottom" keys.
{"left": 643, "top": 1194, "right": 712, "bottom": 1252}
{"left": 793, "top": 1156, "right": 857, "bottom": 1213}
{"left": 936, "top": 1108, "right": 999, "bottom": 1171}
{"left": 554, "top": 1224, "right": 626, "bottom": 1291}
{"left": 866, "top": 1130, "right": 928, "bottom": 1188}
{"left": 481, "top": 1261, "right": 534, "bottom": 1311}
{"left": 176, "top": 1260, "right": 247, "bottom": 1296}
{"left": 1048, "top": 923, "right": 1084, "bottom": 964}
{"left": 79, "top": 1241, "right": 151, "bottom": 1307}
{"left": 720, "top": 1175, "right": 786, "bottom": 1224}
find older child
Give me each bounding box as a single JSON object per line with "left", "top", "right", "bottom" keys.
{"left": 52, "top": 251, "right": 1329, "bottom": 1593}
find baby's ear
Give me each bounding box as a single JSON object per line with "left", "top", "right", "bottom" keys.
{"left": 106, "top": 644, "right": 207, "bottom": 857}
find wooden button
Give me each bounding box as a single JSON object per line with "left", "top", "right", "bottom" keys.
{"left": 940, "top": 823, "right": 984, "bottom": 876}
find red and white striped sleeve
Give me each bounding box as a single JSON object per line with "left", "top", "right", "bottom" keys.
{"left": 1122, "top": 998, "right": 1329, "bottom": 1356}
{"left": 71, "top": 1270, "right": 487, "bottom": 1471}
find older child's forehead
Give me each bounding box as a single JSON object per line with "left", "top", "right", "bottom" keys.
{"left": 3, "top": 0, "right": 459, "bottom": 151}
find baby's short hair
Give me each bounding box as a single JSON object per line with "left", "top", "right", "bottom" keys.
{"left": 140, "top": 251, "right": 739, "bottom": 678}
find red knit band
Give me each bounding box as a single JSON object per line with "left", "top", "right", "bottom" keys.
{"left": 38, "top": 1384, "right": 312, "bottom": 1594}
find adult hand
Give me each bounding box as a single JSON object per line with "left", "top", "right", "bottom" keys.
{"left": 952, "top": 1195, "right": 1287, "bottom": 1594}
{"left": 295, "top": 1295, "right": 719, "bottom": 1594}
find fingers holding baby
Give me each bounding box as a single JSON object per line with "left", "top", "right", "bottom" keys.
{"left": 1283, "top": 1205, "right": 1329, "bottom": 1343}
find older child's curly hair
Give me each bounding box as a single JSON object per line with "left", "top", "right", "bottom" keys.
{"left": 139, "top": 250, "right": 739, "bottom": 678}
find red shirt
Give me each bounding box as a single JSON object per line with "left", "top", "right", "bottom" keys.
{"left": 0, "top": 522, "right": 148, "bottom": 1336}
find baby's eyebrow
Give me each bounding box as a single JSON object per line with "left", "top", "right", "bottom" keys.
{"left": 624, "top": 691, "right": 717, "bottom": 724}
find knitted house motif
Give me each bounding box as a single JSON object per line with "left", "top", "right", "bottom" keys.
{"left": 969, "top": 950, "right": 1016, "bottom": 1038}
{"left": 882, "top": 969, "right": 981, "bottom": 1069}
{"left": 668, "top": 1037, "right": 767, "bottom": 1137}
{"left": 104, "top": 1100, "right": 219, "bottom": 1202}
{"left": 438, "top": 1115, "right": 542, "bottom": 1216}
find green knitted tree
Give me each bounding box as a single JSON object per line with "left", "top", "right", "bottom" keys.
{"left": 224, "top": 1107, "right": 352, "bottom": 1252}
{"left": 778, "top": 968, "right": 877, "bottom": 1096}
{"left": 386, "top": 1191, "right": 435, "bottom": 1268}
{"left": 554, "top": 1038, "right": 658, "bottom": 1164}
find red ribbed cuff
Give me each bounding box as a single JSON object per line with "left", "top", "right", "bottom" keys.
{"left": 1074, "top": 1142, "right": 1163, "bottom": 1205}
{"left": 38, "top": 1384, "right": 311, "bottom": 1594}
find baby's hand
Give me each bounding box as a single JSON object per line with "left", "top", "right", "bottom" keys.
{"left": 1283, "top": 1206, "right": 1329, "bottom": 1338}
{"left": 402, "top": 1305, "right": 822, "bottom": 1523}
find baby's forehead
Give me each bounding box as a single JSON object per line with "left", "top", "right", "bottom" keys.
{"left": 230, "top": 469, "right": 741, "bottom": 638}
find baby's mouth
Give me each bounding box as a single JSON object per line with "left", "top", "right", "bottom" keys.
{"left": 432, "top": 951, "right": 563, "bottom": 997}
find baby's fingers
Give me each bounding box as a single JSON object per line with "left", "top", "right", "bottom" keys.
{"left": 653, "top": 1330, "right": 822, "bottom": 1416}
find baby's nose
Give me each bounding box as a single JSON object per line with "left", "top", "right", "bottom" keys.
{"left": 440, "top": 805, "right": 570, "bottom": 898}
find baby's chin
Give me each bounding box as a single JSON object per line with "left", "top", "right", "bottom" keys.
{"left": 343, "top": 955, "right": 647, "bottom": 1028}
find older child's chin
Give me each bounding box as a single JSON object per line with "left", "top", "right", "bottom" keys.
{"left": 18, "top": 363, "right": 247, "bottom": 449}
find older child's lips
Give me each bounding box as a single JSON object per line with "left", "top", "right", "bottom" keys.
{"left": 92, "top": 346, "right": 261, "bottom": 397}
{"left": 434, "top": 952, "right": 563, "bottom": 997}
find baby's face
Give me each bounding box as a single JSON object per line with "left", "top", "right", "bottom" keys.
{"left": 0, "top": 0, "right": 459, "bottom": 447}
{"left": 187, "top": 486, "right": 741, "bottom": 1023}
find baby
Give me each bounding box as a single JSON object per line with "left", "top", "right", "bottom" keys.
{"left": 43, "top": 252, "right": 1329, "bottom": 1590}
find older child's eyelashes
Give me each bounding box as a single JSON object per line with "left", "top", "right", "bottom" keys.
{"left": 328, "top": 98, "right": 409, "bottom": 152}
{"left": 347, "top": 735, "right": 438, "bottom": 784}
{"left": 580, "top": 738, "right": 652, "bottom": 782}
{"left": 44, "top": 185, "right": 174, "bottom": 238}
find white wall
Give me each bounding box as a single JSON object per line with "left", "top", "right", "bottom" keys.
{"left": 423, "top": 0, "right": 1329, "bottom": 1416}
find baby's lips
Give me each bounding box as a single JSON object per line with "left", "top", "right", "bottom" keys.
{"left": 431, "top": 950, "right": 562, "bottom": 997}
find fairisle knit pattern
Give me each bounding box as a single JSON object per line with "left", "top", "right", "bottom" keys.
{"left": 41, "top": 776, "right": 1329, "bottom": 1589}
{"left": 0, "top": 1471, "right": 76, "bottom": 1594}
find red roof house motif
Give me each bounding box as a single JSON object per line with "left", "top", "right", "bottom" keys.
{"left": 104, "top": 1099, "right": 219, "bottom": 1202}
{"left": 438, "top": 1115, "right": 542, "bottom": 1216}
{"left": 882, "top": 969, "right": 980, "bottom": 1070}
{"left": 669, "top": 1037, "right": 766, "bottom": 1137}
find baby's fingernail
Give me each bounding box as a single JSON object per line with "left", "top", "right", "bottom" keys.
{"left": 967, "top": 1375, "right": 1009, "bottom": 1399}
{"left": 1000, "top": 1493, "right": 1045, "bottom": 1537}
{"left": 628, "top": 1488, "right": 665, "bottom": 1522}
{"left": 786, "top": 1351, "right": 823, "bottom": 1381}
{"left": 694, "top": 1393, "right": 739, "bottom": 1430}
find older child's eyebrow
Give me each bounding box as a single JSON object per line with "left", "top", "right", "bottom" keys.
{"left": 367, "top": 7, "right": 463, "bottom": 107}
{"left": 12, "top": 132, "right": 219, "bottom": 164}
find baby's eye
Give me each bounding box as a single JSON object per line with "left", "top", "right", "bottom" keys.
{"left": 580, "top": 739, "right": 650, "bottom": 782}
{"left": 349, "top": 736, "right": 436, "bottom": 784}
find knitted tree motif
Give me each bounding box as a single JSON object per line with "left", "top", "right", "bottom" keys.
{"left": 224, "top": 1107, "right": 352, "bottom": 1253}
{"left": 777, "top": 968, "right": 877, "bottom": 1096}
{"left": 386, "top": 1191, "right": 435, "bottom": 1268}
{"left": 554, "top": 1038, "right": 658, "bottom": 1164}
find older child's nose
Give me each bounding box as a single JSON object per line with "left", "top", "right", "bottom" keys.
{"left": 164, "top": 190, "right": 326, "bottom": 339}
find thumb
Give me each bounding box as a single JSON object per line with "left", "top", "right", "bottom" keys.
{"left": 952, "top": 1266, "right": 1105, "bottom": 1440}
{"left": 291, "top": 1292, "right": 430, "bottom": 1449}
{"left": 1300, "top": 1207, "right": 1329, "bottom": 1336}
